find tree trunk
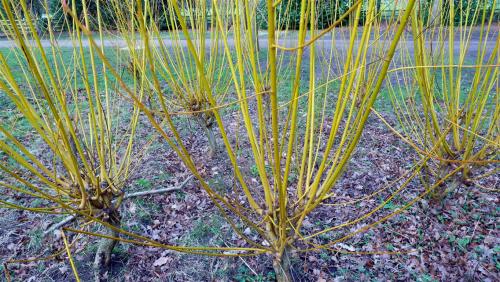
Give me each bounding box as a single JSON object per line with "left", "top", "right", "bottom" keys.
{"left": 93, "top": 209, "right": 120, "bottom": 282}
{"left": 273, "top": 247, "right": 293, "bottom": 282}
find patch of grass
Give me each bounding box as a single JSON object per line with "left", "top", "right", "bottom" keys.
{"left": 234, "top": 264, "right": 275, "bottom": 282}
{"left": 383, "top": 200, "right": 398, "bottom": 210}
{"left": 175, "top": 190, "right": 187, "bottom": 201}
{"left": 447, "top": 234, "right": 456, "bottom": 245}
{"left": 0, "top": 47, "right": 127, "bottom": 89}
{"left": 457, "top": 237, "right": 471, "bottom": 252}
{"left": 208, "top": 176, "right": 228, "bottom": 194}
{"left": 182, "top": 214, "right": 225, "bottom": 246}
{"left": 447, "top": 234, "right": 471, "bottom": 252}
{"left": 84, "top": 238, "right": 100, "bottom": 256}
{"left": 0, "top": 107, "right": 32, "bottom": 140}
{"left": 318, "top": 232, "right": 332, "bottom": 242}
{"left": 418, "top": 227, "right": 424, "bottom": 242}
{"left": 214, "top": 267, "right": 230, "bottom": 280}
{"left": 135, "top": 178, "right": 153, "bottom": 189}
{"left": 319, "top": 251, "right": 330, "bottom": 262}
{"left": 416, "top": 273, "right": 438, "bottom": 282}
{"left": 129, "top": 224, "right": 141, "bottom": 233}
{"left": 127, "top": 197, "right": 161, "bottom": 225}
{"left": 386, "top": 243, "right": 395, "bottom": 252}
{"left": 336, "top": 267, "right": 348, "bottom": 276}
{"left": 250, "top": 164, "right": 271, "bottom": 178}
{"left": 437, "top": 214, "right": 445, "bottom": 223}
{"left": 31, "top": 198, "right": 45, "bottom": 207}
{"left": 250, "top": 164, "right": 259, "bottom": 177}
{"left": 360, "top": 230, "right": 375, "bottom": 246}
{"left": 157, "top": 172, "right": 172, "bottom": 182}
{"left": 112, "top": 243, "right": 129, "bottom": 257}
{"left": 27, "top": 228, "right": 44, "bottom": 252}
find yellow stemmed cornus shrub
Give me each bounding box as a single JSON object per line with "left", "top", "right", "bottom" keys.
{"left": 385, "top": 0, "right": 499, "bottom": 200}
{"left": 114, "top": 0, "right": 236, "bottom": 157}
{"left": 0, "top": 0, "right": 149, "bottom": 279}
{"left": 94, "top": 0, "right": 427, "bottom": 280}
{"left": 0, "top": 0, "right": 472, "bottom": 281}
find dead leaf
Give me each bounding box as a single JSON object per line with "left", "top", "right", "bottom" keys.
{"left": 337, "top": 243, "right": 355, "bottom": 252}
{"left": 59, "top": 266, "right": 68, "bottom": 274}
{"left": 153, "top": 256, "right": 171, "bottom": 267}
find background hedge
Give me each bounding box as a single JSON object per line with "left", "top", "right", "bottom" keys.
{"left": 256, "top": 0, "right": 500, "bottom": 30}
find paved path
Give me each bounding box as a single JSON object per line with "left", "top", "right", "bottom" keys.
{"left": 0, "top": 28, "right": 497, "bottom": 57}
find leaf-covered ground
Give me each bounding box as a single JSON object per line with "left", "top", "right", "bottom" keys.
{"left": 1, "top": 107, "right": 498, "bottom": 281}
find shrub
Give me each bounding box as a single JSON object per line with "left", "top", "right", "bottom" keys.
{"left": 0, "top": 0, "right": 146, "bottom": 279}
{"left": 434, "top": 0, "right": 499, "bottom": 26}
{"left": 257, "top": 0, "right": 351, "bottom": 29}
{"left": 386, "top": 1, "right": 499, "bottom": 199}
{"left": 109, "top": 0, "right": 419, "bottom": 280}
